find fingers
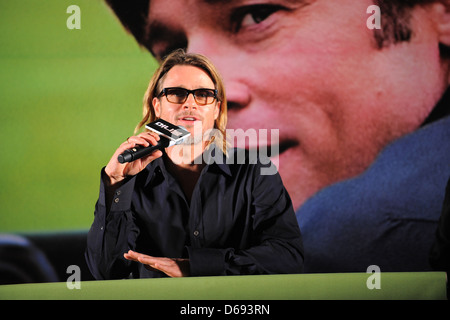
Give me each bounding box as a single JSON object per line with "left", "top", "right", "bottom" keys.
{"left": 124, "top": 250, "right": 163, "bottom": 272}
{"left": 124, "top": 250, "right": 188, "bottom": 277}
{"left": 125, "top": 131, "right": 160, "bottom": 149}
{"left": 123, "top": 250, "right": 144, "bottom": 262}
{"left": 104, "top": 132, "right": 162, "bottom": 185}
{"left": 124, "top": 250, "right": 159, "bottom": 266}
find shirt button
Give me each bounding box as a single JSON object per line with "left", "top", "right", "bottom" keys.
{"left": 116, "top": 190, "right": 121, "bottom": 196}
{"left": 114, "top": 197, "right": 120, "bottom": 203}
{"left": 193, "top": 230, "right": 199, "bottom": 237}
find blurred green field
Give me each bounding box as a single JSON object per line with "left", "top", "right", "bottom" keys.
{"left": 0, "top": 0, "right": 158, "bottom": 231}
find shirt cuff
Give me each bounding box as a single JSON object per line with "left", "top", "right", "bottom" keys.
{"left": 99, "top": 167, "right": 136, "bottom": 212}
{"left": 186, "top": 247, "right": 229, "bottom": 276}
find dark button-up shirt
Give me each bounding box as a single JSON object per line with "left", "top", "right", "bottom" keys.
{"left": 86, "top": 148, "right": 303, "bottom": 279}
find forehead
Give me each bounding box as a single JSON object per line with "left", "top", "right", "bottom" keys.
{"left": 161, "top": 65, "right": 214, "bottom": 88}
{"left": 147, "top": 0, "right": 216, "bottom": 27}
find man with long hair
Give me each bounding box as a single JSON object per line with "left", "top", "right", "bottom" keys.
{"left": 86, "top": 50, "right": 303, "bottom": 279}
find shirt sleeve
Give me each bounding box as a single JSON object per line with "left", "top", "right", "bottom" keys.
{"left": 85, "top": 168, "right": 140, "bottom": 280}
{"left": 187, "top": 162, "right": 304, "bottom": 276}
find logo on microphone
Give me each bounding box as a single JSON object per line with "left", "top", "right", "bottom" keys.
{"left": 154, "top": 121, "right": 184, "bottom": 137}
{"left": 147, "top": 119, "right": 190, "bottom": 143}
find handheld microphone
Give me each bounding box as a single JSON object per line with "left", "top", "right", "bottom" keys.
{"left": 118, "top": 119, "right": 190, "bottom": 164}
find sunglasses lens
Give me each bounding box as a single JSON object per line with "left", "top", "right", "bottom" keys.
{"left": 163, "top": 88, "right": 217, "bottom": 105}
{"left": 166, "top": 88, "right": 188, "bottom": 104}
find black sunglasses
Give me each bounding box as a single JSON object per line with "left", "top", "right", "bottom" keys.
{"left": 158, "top": 87, "right": 218, "bottom": 105}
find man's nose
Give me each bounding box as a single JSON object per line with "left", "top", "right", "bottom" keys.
{"left": 182, "top": 93, "right": 197, "bottom": 109}
{"left": 225, "top": 83, "right": 251, "bottom": 112}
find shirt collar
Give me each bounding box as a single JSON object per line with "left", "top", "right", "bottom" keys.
{"left": 202, "top": 144, "right": 232, "bottom": 176}
{"left": 422, "top": 86, "right": 450, "bottom": 126}
{"left": 143, "top": 146, "right": 232, "bottom": 187}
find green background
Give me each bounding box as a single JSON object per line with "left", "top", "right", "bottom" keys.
{"left": 0, "top": 0, "right": 158, "bottom": 231}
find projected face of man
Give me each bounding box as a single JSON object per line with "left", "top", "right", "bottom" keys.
{"left": 144, "top": 0, "right": 450, "bottom": 209}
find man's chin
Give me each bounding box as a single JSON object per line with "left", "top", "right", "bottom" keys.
{"left": 181, "top": 135, "right": 204, "bottom": 145}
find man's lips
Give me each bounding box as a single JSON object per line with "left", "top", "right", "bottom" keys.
{"left": 177, "top": 115, "right": 201, "bottom": 122}
{"left": 278, "top": 139, "right": 299, "bottom": 156}
{"left": 247, "top": 139, "right": 299, "bottom": 157}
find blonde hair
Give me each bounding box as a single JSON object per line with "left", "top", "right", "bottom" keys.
{"left": 136, "top": 49, "right": 228, "bottom": 154}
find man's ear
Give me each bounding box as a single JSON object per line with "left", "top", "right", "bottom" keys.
{"left": 432, "top": 1, "right": 450, "bottom": 47}
{"left": 153, "top": 97, "right": 161, "bottom": 118}
{"left": 214, "top": 101, "right": 221, "bottom": 120}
